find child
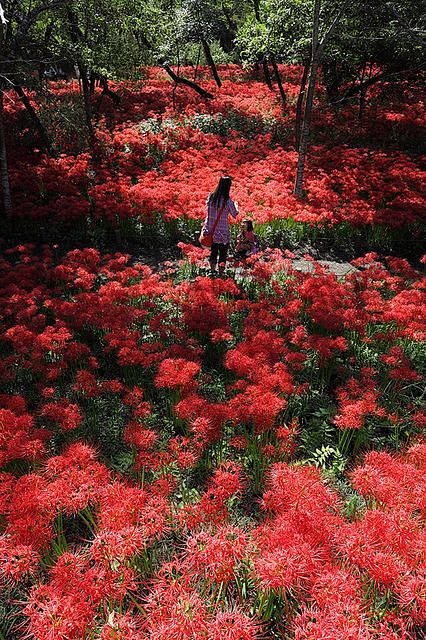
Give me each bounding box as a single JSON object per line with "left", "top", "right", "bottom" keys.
{"left": 234, "top": 219, "right": 257, "bottom": 260}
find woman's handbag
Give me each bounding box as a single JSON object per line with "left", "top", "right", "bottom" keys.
{"left": 199, "top": 204, "right": 225, "bottom": 248}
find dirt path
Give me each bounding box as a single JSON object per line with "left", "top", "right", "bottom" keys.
{"left": 131, "top": 246, "right": 358, "bottom": 277}
{"left": 291, "top": 258, "right": 356, "bottom": 276}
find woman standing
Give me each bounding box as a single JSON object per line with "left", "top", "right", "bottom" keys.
{"left": 203, "top": 176, "right": 238, "bottom": 275}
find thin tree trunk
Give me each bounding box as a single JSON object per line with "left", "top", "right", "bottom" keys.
{"left": 12, "top": 82, "right": 55, "bottom": 155}
{"left": 252, "top": 0, "right": 261, "bottom": 21}
{"left": 295, "top": 61, "right": 310, "bottom": 150}
{"left": 193, "top": 46, "right": 201, "bottom": 82}
{"left": 358, "top": 61, "right": 367, "bottom": 120}
{"left": 270, "top": 54, "right": 287, "bottom": 106}
{"left": 67, "top": 9, "right": 95, "bottom": 148}
{"left": 38, "top": 63, "right": 44, "bottom": 89}
{"left": 262, "top": 58, "right": 273, "bottom": 89}
{"left": 322, "top": 60, "right": 340, "bottom": 103}
{"left": 89, "top": 71, "right": 96, "bottom": 94}
{"left": 294, "top": 0, "right": 321, "bottom": 197}
{"left": 294, "top": 59, "right": 319, "bottom": 196}
{"left": 201, "top": 39, "right": 221, "bottom": 88}
{"left": 102, "top": 79, "right": 120, "bottom": 105}
{"left": 294, "top": 0, "right": 351, "bottom": 195}
{"left": 338, "top": 70, "right": 388, "bottom": 105}
{"left": 95, "top": 78, "right": 121, "bottom": 115}
{"left": 222, "top": 5, "right": 237, "bottom": 32}
{"left": 79, "top": 65, "right": 96, "bottom": 148}
{"left": 0, "top": 91, "right": 12, "bottom": 216}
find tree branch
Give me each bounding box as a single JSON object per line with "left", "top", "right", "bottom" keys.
{"left": 317, "top": 0, "right": 352, "bottom": 58}
{"left": 162, "top": 65, "right": 214, "bottom": 99}
{"left": 17, "top": 0, "right": 66, "bottom": 39}
{"left": 391, "top": 5, "right": 426, "bottom": 47}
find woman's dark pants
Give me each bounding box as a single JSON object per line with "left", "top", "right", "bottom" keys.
{"left": 210, "top": 243, "right": 229, "bottom": 271}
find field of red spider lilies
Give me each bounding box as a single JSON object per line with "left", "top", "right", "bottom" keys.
{"left": 5, "top": 65, "right": 425, "bottom": 242}
{"left": 1, "top": 65, "right": 426, "bottom": 639}
{"left": 0, "top": 241, "right": 425, "bottom": 639}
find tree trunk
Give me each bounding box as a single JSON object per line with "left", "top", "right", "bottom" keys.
{"left": 358, "top": 61, "right": 367, "bottom": 120}
{"left": 252, "top": 0, "right": 261, "bottom": 21}
{"left": 294, "top": 0, "right": 321, "bottom": 197}
{"left": 12, "top": 82, "right": 55, "bottom": 156}
{"left": 341, "top": 71, "right": 384, "bottom": 103}
{"left": 295, "top": 61, "right": 310, "bottom": 150}
{"left": 262, "top": 58, "right": 273, "bottom": 89}
{"left": 0, "top": 91, "right": 12, "bottom": 216}
{"left": 101, "top": 78, "right": 120, "bottom": 105}
{"left": 193, "top": 46, "right": 201, "bottom": 82}
{"left": 322, "top": 60, "right": 340, "bottom": 103}
{"left": 201, "top": 39, "right": 222, "bottom": 88}
{"left": 294, "top": 59, "right": 319, "bottom": 196}
{"left": 270, "top": 54, "right": 287, "bottom": 106}
{"left": 220, "top": 6, "right": 236, "bottom": 52}
{"left": 79, "top": 65, "right": 96, "bottom": 148}
{"left": 293, "top": 0, "right": 351, "bottom": 194}
{"left": 38, "top": 63, "right": 44, "bottom": 89}
{"left": 222, "top": 5, "right": 237, "bottom": 32}
{"left": 67, "top": 9, "right": 96, "bottom": 148}
{"left": 89, "top": 71, "right": 96, "bottom": 94}
{"left": 95, "top": 78, "right": 121, "bottom": 115}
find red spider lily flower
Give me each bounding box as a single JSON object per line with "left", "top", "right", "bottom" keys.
{"left": 0, "top": 394, "right": 27, "bottom": 414}
{"left": 72, "top": 369, "right": 101, "bottom": 397}
{"left": 24, "top": 586, "right": 97, "bottom": 640}
{"left": 310, "top": 568, "right": 363, "bottom": 611}
{"left": 0, "top": 472, "right": 16, "bottom": 514}
{"left": 333, "top": 369, "right": 384, "bottom": 430}
{"left": 183, "top": 525, "right": 248, "bottom": 584}
{"left": 3, "top": 473, "right": 54, "bottom": 550}
{"left": 155, "top": 358, "right": 201, "bottom": 389}
{"left": 292, "top": 604, "right": 372, "bottom": 640}
{"left": 178, "top": 462, "right": 243, "bottom": 531}
{"left": 146, "top": 582, "right": 208, "bottom": 640}
{"left": 0, "top": 408, "right": 48, "bottom": 466}
{"left": 41, "top": 399, "right": 83, "bottom": 432}
{"left": 123, "top": 386, "right": 145, "bottom": 407}
{"left": 229, "top": 436, "right": 247, "bottom": 451}
{"left": 176, "top": 394, "right": 228, "bottom": 443}
{"left": 0, "top": 537, "right": 39, "bottom": 583}
{"left": 91, "top": 526, "right": 147, "bottom": 563}
{"left": 44, "top": 444, "right": 111, "bottom": 514}
{"left": 207, "top": 609, "right": 258, "bottom": 640}
{"left": 99, "top": 612, "right": 144, "bottom": 640}
{"left": 228, "top": 384, "right": 286, "bottom": 433}
{"left": 124, "top": 423, "right": 157, "bottom": 454}
{"left": 351, "top": 448, "right": 426, "bottom": 515}
{"left": 396, "top": 574, "right": 426, "bottom": 624}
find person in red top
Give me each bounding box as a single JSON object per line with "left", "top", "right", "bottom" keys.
{"left": 234, "top": 219, "right": 257, "bottom": 260}
{"left": 203, "top": 176, "right": 238, "bottom": 275}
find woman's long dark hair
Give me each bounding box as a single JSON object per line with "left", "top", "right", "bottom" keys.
{"left": 209, "top": 176, "right": 232, "bottom": 207}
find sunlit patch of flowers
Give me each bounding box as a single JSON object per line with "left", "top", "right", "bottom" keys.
{"left": 4, "top": 65, "right": 425, "bottom": 237}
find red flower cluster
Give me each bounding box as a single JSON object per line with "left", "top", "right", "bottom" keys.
{"left": 255, "top": 446, "right": 426, "bottom": 637}
{"left": 0, "top": 244, "right": 424, "bottom": 638}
